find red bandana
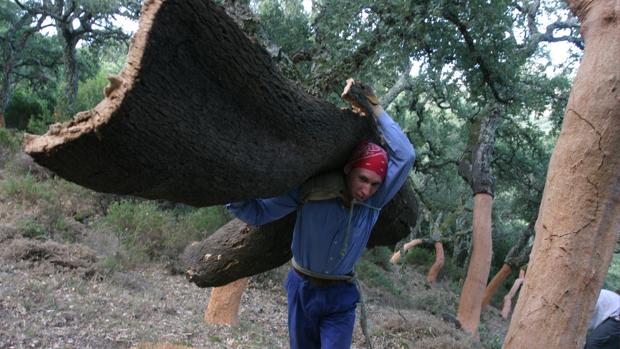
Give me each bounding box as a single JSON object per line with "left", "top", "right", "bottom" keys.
{"left": 345, "top": 141, "right": 388, "bottom": 179}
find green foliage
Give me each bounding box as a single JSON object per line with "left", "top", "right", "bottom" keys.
{"left": 257, "top": 0, "right": 311, "bottom": 55}
{"left": 26, "top": 112, "right": 56, "bottom": 135}
{"left": 399, "top": 245, "right": 464, "bottom": 283}
{"left": 364, "top": 246, "right": 394, "bottom": 271}
{"left": 181, "top": 206, "right": 232, "bottom": 236}
{"left": 100, "top": 200, "right": 230, "bottom": 268}
{"left": 357, "top": 250, "right": 400, "bottom": 296}
{"left": 16, "top": 217, "right": 46, "bottom": 239}
{"left": 71, "top": 69, "right": 110, "bottom": 113}
{"left": 441, "top": 254, "right": 466, "bottom": 282}
{"left": 356, "top": 258, "right": 399, "bottom": 296}
{"left": 1, "top": 173, "right": 53, "bottom": 203}
{"left": 404, "top": 247, "right": 435, "bottom": 267}
{"left": 604, "top": 254, "right": 620, "bottom": 292}
{"left": 103, "top": 200, "right": 175, "bottom": 259}
{"left": 5, "top": 88, "right": 48, "bottom": 130}
{"left": 0, "top": 128, "right": 21, "bottom": 152}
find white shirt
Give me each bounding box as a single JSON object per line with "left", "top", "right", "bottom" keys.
{"left": 588, "top": 289, "right": 620, "bottom": 330}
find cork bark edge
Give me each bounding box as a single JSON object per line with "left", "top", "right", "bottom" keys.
{"left": 23, "top": 0, "right": 164, "bottom": 154}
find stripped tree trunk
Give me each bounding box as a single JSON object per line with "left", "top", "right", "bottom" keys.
{"left": 204, "top": 277, "right": 249, "bottom": 326}
{"left": 482, "top": 225, "right": 533, "bottom": 307}
{"left": 457, "top": 194, "right": 493, "bottom": 335}
{"left": 501, "top": 270, "right": 525, "bottom": 319}
{"left": 456, "top": 106, "right": 501, "bottom": 335}
{"left": 482, "top": 264, "right": 512, "bottom": 308}
{"left": 389, "top": 238, "right": 424, "bottom": 264}
{"left": 503, "top": 1, "right": 620, "bottom": 347}
{"left": 426, "top": 241, "right": 445, "bottom": 283}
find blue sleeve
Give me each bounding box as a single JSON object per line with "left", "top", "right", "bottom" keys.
{"left": 226, "top": 187, "right": 301, "bottom": 226}
{"left": 369, "top": 111, "right": 415, "bottom": 208}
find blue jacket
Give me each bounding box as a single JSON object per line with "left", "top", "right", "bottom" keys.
{"left": 227, "top": 111, "right": 415, "bottom": 276}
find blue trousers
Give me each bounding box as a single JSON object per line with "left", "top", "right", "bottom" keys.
{"left": 285, "top": 269, "right": 360, "bottom": 349}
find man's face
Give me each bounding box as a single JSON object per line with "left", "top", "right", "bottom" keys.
{"left": 345, "top": 167, "right": 383, "bottom": 202}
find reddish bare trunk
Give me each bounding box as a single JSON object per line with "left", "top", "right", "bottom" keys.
{"left": 482, "top": 264, "right": 513, "bottom": 308}
{"left": 204, "top": 277, "right": 249, "bottom": 326}
{"left": 457, "top": 193, "right": 493, "bottom": 335}
{"left": 501, "top": 270, "right": 525, "bottom": 319}
{"left": 503, "top": 1, "right": 620, "bottom": 348}
{"left": 426, "top": 241, "right": 445, "bottom": 283}
{"left": 389, "top": 238, "right": 424, "bottom": 264}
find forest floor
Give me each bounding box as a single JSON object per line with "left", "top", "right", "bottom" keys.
{"left": 0, "top": 140, "right": 509, "bottom": 349}
{"left": 0, "top": 251, "right": 508, "bottom": 349}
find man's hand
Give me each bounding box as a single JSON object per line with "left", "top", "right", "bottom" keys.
{"left": 341, "top": 78, "right": 386, "bottom": 145}
{"left": 341, "top": 78, "right": 381, "bottom": 118}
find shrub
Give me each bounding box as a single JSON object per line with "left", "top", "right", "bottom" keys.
{"left": 364, "top": 246, "right": 394, "bottom": 271}
{"left": 26, "top": 112, "right": 56, "bottom": 135}
{"left": 99, "top": 200, "right": 229, "bottom": 269}
{"left": 17, "top": 218, "right": 47, "bottom": 239}
{"left": 0, "top": 128, "right": 22, "bottom": 152}
{"left": 103, "top": 200, "right": 173, "bottom": 259}
{"left": 357, "top": 253, "right": 400, "bottom": 296}
{"left": 1, "top": 173, "right": 54, "bottom": 203}
{"left": 404, "top": 246, "right": 435, "bottom": 267}
{"left": 178, "top": 206, "right": 231, "bottom": 236}
{"left": 4, "top": 88, "right": 47, "bottom": 130}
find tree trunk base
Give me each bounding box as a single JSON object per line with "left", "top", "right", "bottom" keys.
{"left": 205, "top": 277, "right": 249, "bottom": 326}
{"left": 457, "top": 193, "right": 493, "bottom": 336}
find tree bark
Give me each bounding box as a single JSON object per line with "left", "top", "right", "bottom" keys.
{"left": 204, "top": 277, "right": 248, "bottom": 326}
{"left": 481, "top": 263, "right": 512, "bottom": 308}
{"left": 457, "top": 193, "right": 493, "bottom": 336}
{"left": 23, "top": 0, "right": 379, "bottom": 207}
{"left": 389, "top": 238, "right": 424, "bottom": 264}
{"left": 482, "top": 225, "right": 533, "bottom": 308}
{"left": 183, "top": 179, "right": 417, "bottom": 287}
{"left": 503, "top": 1, "right": 620, "bottom": 348}
{"left": 0, "top": 60, "right": 12, "bottom": 128}
{"left": 501, "top": 271, "right": 524, "bottom": 320}
{"left": 426, "top": 241, "right": 445, "bottom": 283}
{"left": 58, "top": 32, "right": 79, "bottom": 104}
{"left": 456, "top": 107, "right": 500, "bottom": 335}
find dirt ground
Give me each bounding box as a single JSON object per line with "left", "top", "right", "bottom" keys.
{"left": 0, "top": 236, "right": 508, "bottom": 349}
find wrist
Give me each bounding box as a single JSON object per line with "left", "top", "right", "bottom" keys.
{"left": 371, "top": 104, "right": 384, "bottom": 117}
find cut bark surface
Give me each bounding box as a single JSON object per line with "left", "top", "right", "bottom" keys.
{"left": 482, "top": 264, "right": 513, "bottom": 308}
{"left": 457, "top": 193, "right": 493, "bottom": 336}
{"left": 204, "top": 277, "right": 249, "bottom": 326}
{"left": 426, "top": 241, "right": 445, "bottom": 283}
{"left": 504, "top": 2, "right": 620, "bottom": 347}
